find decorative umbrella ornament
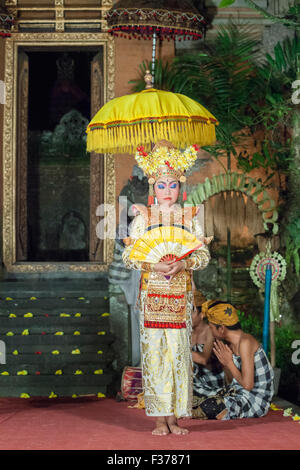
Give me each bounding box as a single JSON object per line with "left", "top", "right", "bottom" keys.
{"left": 106, "top": 0, "right": 206, "bottom": 41}
{"left": 250, "top": 241, "right": 286, "bottom": 365}
{"left": 106, "top": 0, "right": 206, "bottom": 86}
{"left": 86, "top": 72, "right": 218, "bottom": 155}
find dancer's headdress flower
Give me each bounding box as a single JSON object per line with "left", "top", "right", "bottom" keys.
{"left": 135, "top": 140, "right": 199, "bottom": 205}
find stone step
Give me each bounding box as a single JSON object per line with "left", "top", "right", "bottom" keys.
{"left": 0, "top": 333, "right": 113, "bottom": 347}
{"left": 0, "top": 385, "right": 109, "bottom": 398}
{"left": 4, "top": 344, "right": 113, "bottom": 354}
{"left": 0, "top": 374, "right": 112, "bottom": 385}
{"left": 0, "top": 363, "right": 112, "bottom": 375}
{"left": 0, "top": 298, "right": 109, "bottom": 308}
{"left": 0, "top": 280, "right": 109, "bottom": 298}
{"left": 0, "top": 317, "right": 110, "bottom": 328}
{"left": 2, "top": 352, "right": 114, "bottom": 365}
{"left": 0, "top": 279, "right": 114, "bottom": 397}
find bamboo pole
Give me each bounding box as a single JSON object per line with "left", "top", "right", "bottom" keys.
{"left": 270, "top": 320, "right": 276, "bottom": 368}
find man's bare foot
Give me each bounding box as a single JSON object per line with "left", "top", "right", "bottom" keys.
{"left": 166, "top": 415, "right": 189, "bottom": 435}
{"left": 216, "top": 408, "right": 228, "bottom": 420}
{"left": 152, "top": 417, "right": 170, "bottom": 436}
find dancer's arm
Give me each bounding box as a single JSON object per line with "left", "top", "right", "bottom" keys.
{"left": 184, "top": 213, "right": 210, "bottom": 271}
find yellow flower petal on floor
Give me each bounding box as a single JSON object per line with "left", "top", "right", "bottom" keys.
{"left": 51, "top": 350, "right": 60, "bottom": 355}
{"left": 97, "top": 392, "right": 106, "bottom": 398}
{"left": 94, "top": 369, "right": 103, "bottom": 375}
{"left": 12, "top": 350, "right": 19, "bottom": 355}
{"left": 55, "top": 370, "right": 62, "bottom": 375}
{"left": 1, "top": 371, "right": 9, "bottom": 375}
{"left": 30, "top": 297, "right": 37, "bottom": 300}
{"left": 97, "top": 331, "right": 106, "bottom": 335}
{"left": 9, "top": 313, "right": 16, "bottom": 318}
{"left": 20, "top": 393, "right": 30, "bottom": 398}
{"left": 24, "top": 313, "right": 33, "bottom": 317}
{"left": 101, "top": 313, "right": 110, "bottom": 317}
{"left": 97, "top": 350, "right": 103, "bottom": 355}
{"left": 5, "top": 297, "right": 13, "bottom": 300}
{"left": 74, "top": 370, "right": 83, "bottom": 375}
{"left": 292, "top": 414, "right": 300, "bottom": 421}
{"left": 74, "top": 313, "right": 81, "bottom": 317}
{"left": 103, "top": 296, "right": 108, "bottom": 300}
{"left": 17, "top": 370, "right": 28, "bottom": 375}
{"left": 6, "top": 331, "right": 14, "bottom": 336}
{"left": 49, "top": 392, "right": 57, "bottom": 398}
{"left": 270, "top": 403, "right": 283, "bottom": 411}
{"left": 72, "top": 394, "right": 78, "bottom": 398}
{"left": 73, "top": 331, "right": 80, "bottom": 335}
{"left": 78, "top": 297, "right": 85, "bottom": 300}
{"left": 22, "top": 329, "right": 29, "bottom": 335}
{"left": 60, "top": 313, "right": 70, "bottom": 317}
{"left": 60, "top": 297, "right": 65, "bottom": 300}
{"left": 54, "top": 331, "right": 64, "bottom": 335}
{"left": 71, "top": 349, "right": 80, "bottom": 354}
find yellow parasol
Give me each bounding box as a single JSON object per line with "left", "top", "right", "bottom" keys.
{"left": 86, "top": 81, "right": 218, "bottom": 154}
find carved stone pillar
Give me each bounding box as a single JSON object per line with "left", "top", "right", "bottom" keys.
{"left": 16, "top": 49, "right": 28, "bottom": 260}
{"left": 90, "top": 53, "right": 104, "bottom": 261}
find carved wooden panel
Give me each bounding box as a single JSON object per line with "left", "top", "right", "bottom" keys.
{"left": 90, "top": 52, "right": 104, "bottom": 262}
{"left": 16, "top": 49, "right": 28, "bottom": 261}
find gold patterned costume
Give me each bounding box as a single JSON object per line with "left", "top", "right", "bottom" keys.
{"left": 123, "top": 203, "right": 210, "bottom": 418}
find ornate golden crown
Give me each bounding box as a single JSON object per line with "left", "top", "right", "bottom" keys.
{"left": 135, "top": 140, "right": 199, "bottom": 183}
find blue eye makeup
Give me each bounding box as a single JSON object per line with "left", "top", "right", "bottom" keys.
{"left": 157, "top": 184, "right": 166, "bottom": 189}
{"left": 170, "top": 183, "right": 177, "bottom": 189}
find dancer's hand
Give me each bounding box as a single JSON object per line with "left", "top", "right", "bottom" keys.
{"left": 153, "top": 260, "right": 175, "bottom": 273}
{"left": 164, "top": 260, "right": 185, "bottom": 277}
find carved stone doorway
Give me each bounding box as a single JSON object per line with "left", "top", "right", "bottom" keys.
{"left": 19, "top": 48, "right": 104, "bottom": 263}
{"left": 3, "top": 34, "right": 115, "bottom": 273}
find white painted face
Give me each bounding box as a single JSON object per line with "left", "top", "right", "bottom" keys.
{"left": 154, "top": 177, "right": 180, "bottom": 207}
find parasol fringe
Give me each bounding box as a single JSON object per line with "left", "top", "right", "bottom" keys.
{"left": 86, "top": 121, "right": 216, "bottom": 155}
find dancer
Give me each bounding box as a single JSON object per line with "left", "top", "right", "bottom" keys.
{"left": 122, "top": 140, "right": 210, "bottom": 435}
{"left": 192, "top": 300, "right": 274, "bottom": 420}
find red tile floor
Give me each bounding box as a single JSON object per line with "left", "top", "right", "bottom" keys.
{"left": 0, "top": 396, "right": 299, "bottom": 451}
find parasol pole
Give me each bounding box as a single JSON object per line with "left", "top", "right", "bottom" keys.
{"left": 270, "top": 316, "right": 276, "bottom": 368}
{"left": 151, "top": 31, "right": 157, "bottom": 87}
{"left": 226, "top": 150, "right": 232, "bottom": 302}
{"left": 262, "top": 263, "right": 272, "bottom": 354}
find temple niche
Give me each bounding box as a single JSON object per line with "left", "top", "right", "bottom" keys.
{"left": 27, "top": 51, "right": 90, "bottom": 261}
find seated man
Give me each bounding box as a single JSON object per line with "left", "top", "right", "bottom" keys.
{"left": 192, "top": 292, "right": 225, "bottom": 398}
{"left": 192, "top": 300, "right": 274, "bottom": 420}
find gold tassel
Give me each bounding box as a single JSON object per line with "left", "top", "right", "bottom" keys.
{"left": 86, "top": 121, "right": 216, "bottom": 154}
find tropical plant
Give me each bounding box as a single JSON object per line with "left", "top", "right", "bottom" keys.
{"left": 129, "top": 58, "right": 179, "bottom": 92}
{"left": 236, "top": 35, "right": 299, "bottom": 189}
{"left": 131, "top": 22, "right": 262, "bottom": 170}
{"left": 219, "top": 0, "right": 300, "bottom": 29}
{"left": 285, "top": 218, "right": 300, "bottom": 277}
{"left": 238, "top": 310, "right": 262, "bottom": 341}
{"left": 218, "top": 0, "right": 300, "bottom": 262}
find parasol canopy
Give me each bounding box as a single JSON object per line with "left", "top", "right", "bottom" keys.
{"left": 106, "top": 0, "right": 206, "bottom": 41}
{"left": 86, "top": 86, "right": 218, "bottom": 154}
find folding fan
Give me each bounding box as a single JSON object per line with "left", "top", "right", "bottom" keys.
{"left": 129, "top": 226, "right": 203, "bottom": 264}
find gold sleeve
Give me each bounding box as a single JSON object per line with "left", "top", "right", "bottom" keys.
{"left": 184, "top": 214, "right": 210, "bottom": 271}
{"left": 122, "top": 214, "right": 153, "bottom": 271}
